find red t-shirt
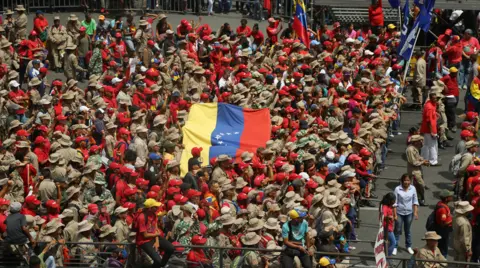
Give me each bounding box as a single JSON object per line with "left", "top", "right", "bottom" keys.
{"left": 136, "top": 211, "right": 158, "bottom": 245}
{"left": 446, "top": 43, "right": 463, "bottom": 64}
{"left": 440, "top": 75, "right": 459, "bottom": 97}
{"left": 21, "top": 207, "right": 37, "bottom": 217}
{"left": 34, "top": 17, "right": 49, "bottom": 32}
{"left": 0, "top": 213, "right": 6, "bottom": 233}
{"left": 382, "top": 205, "right": 394, "bottom": 232}
{"left": 435, "top": 201, "right": 452, "bottom": 227}
{"left": 236, "top": 25, "right": 252, "bottom": 36}
{"left": 248, "top": 30, "right": 264, "bottom": 45}
{"left": 420, "top": 100, "right": 437, "bottom": 134}
{"left": 266, "top": 21, "right": 280, "bottom": 44}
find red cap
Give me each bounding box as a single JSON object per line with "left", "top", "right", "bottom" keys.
{"left": 191, "top": 235, "right": 207, "bottom": 245}
{"left": 258, "top": 68, "right": 269, "bottom": 74}
{"left": 40, "top": 67, "right": 48, "bottom": 73}
{"left": 237, "top": 193, "right": 248, "bottom": 200}
{"left": 80, "top": 26, "right": 86, "bottom": 32}
{"left": 238, "top": 64, "right": 247, "bottom": 69}
{"left": 173, "top": 194, "right": 188, "bottom": 204}
{"left": 186, "top": 189, "right": 202, "bottom": 199}
{"left": 461, "top": 130, "right": 474, "bottom": 138}
{"left": 306, "top": 180, "right": 319, "bottom": 189}
{"left": 52, "top": 80, "right": 63, "bottom": 86}
{"left": 181, "top": 19, "right": 189, "bottom": 25}
{"left": 200, "top": 93, "right": 209, "bottom": 100}
{"left": 88, "top": 204, "right": 99, "bottom": 214}
{"left": 46, "top": 199, "right": 59, "bottom": 208}
{"left": 150, "top": 185, "right": 161, "bottom": 192}
{"left": 392, "top": 64, "right": 402, "bottom": 70}
{"left": 293, "top": 72, "right": 303, "bottom": 78}
{"left": 278, "top": 90, "right": 289, "bottom": 96}
{"left": 109, "top": 162, "right": 122, "bottom": 169}
{"left": 237, "top": 161, "right": 250, "bottom": 169}
{"left": 359, "top": 148, "right": 372, "bottom": 156}
{"left": 330, "top": 78, "right": 340, "bottom": 85}
{"left": 242, "top": 187, "right": 253, "bottom": 194}
{"left": 274, "top": 173, "right": 287, "bottom": 182}
{"left": 118, "top": 128, "right": 131, "bottom": 136}
{"left": 75, "top": 136, "right": 88, "bottom": 143}
{"left": 25, "top": 195, "right": 41, "bottom": 205}
{"left": 167, "top": 187, "right": 180, "bottom": 195}
{"left": 288, "top": 173, "right": 302, "bottom": 181}
{"left": 130, "top": 171, "right": 139, "bottom": 177}
{"left": 147, "top": 40, "right": 155, "bottom": 46}
{"left": 115, "top": 32, "right": 122, "bottom": 38}
{"left": 123, "top": 202, "right": 136, "bottom": 209}
{"left": 56, "top": 114, "right": 67, "bottom": 120}
{"left": 16, "top": 129, "right": 29, "bottom": 137}
{"left": 120, "top": 166, "right": 133, "bottom": 174}
{"left": 324, "top": 56, "right": 334, "bottom": 63}
{"left": 348, "top": 154, "right": 362, "bottom": 162}
{"left": 333, "top": 22, "right": 340, "bottom": 28}
{"left": 168, "top": 179, "right": 183, "bottom": 187}
{"left": 197, "top": 208, "right": 206, "bottom": 219}
{"left": 278, "top": 56, "right": 287, "bottom": 62}
{"left": 0, "top": 198, "right": 10, "bottom": 206}
{"left": 191, "top": 147, "right": 203, "bottom": 157}
{"left": 252, "top": 161, "right": 266, "bottom": 169}
{"left": 146, "top": 191, "right": 157, "bottom": 199}
{"left": 467, "top": 165, "right": 477, "bottom": 173}
{"left": 466, "top": 111, "right": 478, "bottom": 121}
{"left": 30, "top": 30, "right": 38, "bottom": 36}
{"left": 445, "top": 29, "right": 452, "bottom": 36}
{"left": 34, "top": 136, "right": 46, "bottom": 144}
{"left": 136, "top": 178, "right": 149, "bottom": 187}
{"left": 124, "top": 188, "right": 137, "bottom": 196}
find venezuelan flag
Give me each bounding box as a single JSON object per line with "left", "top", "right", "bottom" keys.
{"left": 180, "top": 103, "right": 271, "bottom": 174}
{"left": 292, "top": 0, "right": 310, "bottom": 49}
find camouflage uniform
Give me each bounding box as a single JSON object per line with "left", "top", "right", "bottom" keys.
{"left": 6, "top": 170, "right": 24, "bottom": 202}
{"left": 83, "top": 187, "right": 115, "bottom": 214}
{"left": 173, "top": 218, "right": 200, "bottom": 252}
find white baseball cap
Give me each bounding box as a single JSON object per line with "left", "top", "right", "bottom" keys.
{"left": 79, "top": 106, "right": 90, "bottom": 112}
{"left": 9, "top": 80, "right": 19, "bottom": 88}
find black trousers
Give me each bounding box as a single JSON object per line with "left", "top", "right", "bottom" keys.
{"left": 281, "top": 247, "right": 312, "bottom": 268}
{"left": 445, "top": 97, "right": 458, "bottom": 130}
{"left": 139, "top": 237, "right": 175, "bottom": 267}
{"left": 436, "top": 227, "right": 450, "bottom": 257}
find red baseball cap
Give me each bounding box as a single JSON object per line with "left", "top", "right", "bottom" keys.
{"left": 186, "top": 189, "right": 202, "bottom": 199}
{"left": 120, "top": 166, "right": 133, "bottom": 174}
{"left": 466, "top": 111, "right": 478, "bottom": 121}
{"left": 168, "top": 179, "right": 183, "bottom": 187}
{"left": 191, "top": 147, "right": 203, "bottom": 157}
{"left": 38, "top": 125, "right": 48, "bottom": 132}
{"left": 359, "top": 148, "right": 372, "bottom": 156}
{"left": 348, "top": 154, "right": 362, "bottom": 162}
{"left": 150, "top": 185, "right": 161, "bottom": 193}
{"left": 25, "top": 195, "right": 41, "bottom": 205}
{"left": 136, "top": 178, "right": 149, "bottom": 187}
{"left": 461, "top": 130, "right": 474, "bottom": 138}
{"left": 34, "top": 136, "right": 46, "bottom": 144}
{"left": 237, "top": 193, "right": 248, "bottom": 200}
{"left": 123, "top": 202, "right": 136, "bottom": 209}
{"left": 242, "top": 187, "right": 253, "bottom": 194}
{"left": 88, "top": 204, "right": 99, "bottom": 214}
{"left": 147, "top": 40, "right": 155, "bottom": 46}
{"left": 0, "top": 198, "right": 10, "bottom": 206}
{"left": 16, "top": 129, "right": 29, "bottom": 137}
{"left": 118, "top": 128, "right": 131, "bottom": 136}
{"left": 306, "top": 180, "right": 319, "bottom": 189}
{"left": 124, "top": 188, "right": 137, "bottom": 196}
{"left": 146, "top": 191, "right": 157, "bottom": 199}
{"left": 46, "top": 199, "right": 59, "bottom": 208}
{"left": 109, "top": 162, "right": 122, "bottom": 170}
{"left": 167, "top": 187, "right": 180, "bottom": 195}
{"left": 173, "top": 194, "right": 188, "bottom": 204}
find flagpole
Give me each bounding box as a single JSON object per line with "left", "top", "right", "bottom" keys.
{"left": 401, "top": 29, "right": 421, "bottom": 93}
{"left": 398, "top": 6, "right": 401, "bottom": 28}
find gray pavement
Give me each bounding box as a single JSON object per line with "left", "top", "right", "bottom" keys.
{"left": 349, "top": 90, "right": 464, "bottom": 266}
{"left": 18, "top": 10, "right": 463, "bottom": 266}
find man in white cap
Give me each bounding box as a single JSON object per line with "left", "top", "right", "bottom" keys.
{"left": 453, "top": 201, "right": 473, "bottom": 261}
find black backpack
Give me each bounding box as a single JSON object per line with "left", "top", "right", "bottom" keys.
{"left": 425, "top": 203, "right": 447, "bottom": 231}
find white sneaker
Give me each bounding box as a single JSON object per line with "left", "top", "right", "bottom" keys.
{"left": 392, "top": 248, "right": 397, "bottom": 255}
{"left": 408, "top": 247, "right": 414, "bottom": 255}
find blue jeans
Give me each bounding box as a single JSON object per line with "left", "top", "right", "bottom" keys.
{"left": 387, "top": 231, "right": 396, "bottom": 256}
{"left": 394, "top": 213, "right": 413, "bottom": 248}
{"left": 459, "top": 58, "right": 471, "bottom": 89}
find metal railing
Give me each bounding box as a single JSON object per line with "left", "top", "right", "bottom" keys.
{"left": 3, "top": 240, "right": 480, "bottom": 268}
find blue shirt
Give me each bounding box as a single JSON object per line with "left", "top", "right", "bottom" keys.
{"left": 282, "top": 220, "right": 308, "bottom": 246}
{"left": 393, "top": 185, "right": 419, "bottom": 216}
{"left": 327, "top": 155, "right": 346, "bottom": 174}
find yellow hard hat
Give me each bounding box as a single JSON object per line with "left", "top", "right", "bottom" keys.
{"left": 449, "top": 67, "right": 458, "bottom": 73}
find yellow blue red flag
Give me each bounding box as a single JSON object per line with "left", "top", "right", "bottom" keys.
{"left": 292, "top": 0, "right": 310, "bottom": 48}
{"left": 180, "top": 103, "right": 271, "bottom": 174}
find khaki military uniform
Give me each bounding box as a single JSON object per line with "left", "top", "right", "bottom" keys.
{"left": 406, "top": 145, "right": 426, "bottom": 201}
{"left": 142, "top": 47, "right": 154, "bottom": 68}
{"left": 453, "top": 214, "right": 472, "bottom": 261}
{"left": 64, "top": 53, "right": 86, "bottom": 81}
{"left": 113, "top": 219, "right": 130, "bottom": 243}
{"left": 38, "top": 178, "right": 57, "bottom": 202}
{"left": 211, "top": 166, "right": 227, "bottom": 184}
{"left": 66, "top": 22, "right": 80, "bottom": 41}
{"left": 134, "top": 29, "right": 150, "bottom": 55}
{"left": 221, "top": 199, "right": 238, "bottom": 218}
{"left": 63, "top": 220, "right": 78, "bottom": 243}
{"left": 6, "top": 170, "right": 24, "bottom": 203}
{"left": 14, "top": 13, "right": 28, "bottom": 40}
{"left": 416, "top": 246, "right": 447, "bottom": 268}
{"left": 104, "top": 134, "right": 116, "bottom": 160}
{"left": 133, "top": 136, "right": 148, "bottom": 164}
{"left": 437, "top": 102, "right": 448, "bottom": 143}
{"left": 414, "top": 58, "right": 427, "bottom": 104}
{"left": 48, "top": 25, "right": 68, "bottom": 69}
{"left": 458, "top": 152, "right": 474, "bottom": 195}
{"left": 72, "top": 236, "right": 97, "bottom": 265}
{"left": 57, "top": 147, "right": 79, "bottom": 165}
{"left": 0, "top": 151, "right": 15, "bottom": 174}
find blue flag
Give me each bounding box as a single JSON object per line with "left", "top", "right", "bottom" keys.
{"left": 398, "top": 0, "right": 411, "bottom": 58}
{"left": 415, "top": 0, "right": 436, "bottom": 32}
{"left": 388, "top": 0, "right": 401, "bottom": 8}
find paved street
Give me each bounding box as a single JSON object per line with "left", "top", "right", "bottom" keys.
{"left": 15, "top": 10, "right": 465, "bottom": 266}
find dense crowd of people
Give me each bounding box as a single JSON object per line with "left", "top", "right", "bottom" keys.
{"left": 0, "top": 1, "right": 480, "bottom": 268}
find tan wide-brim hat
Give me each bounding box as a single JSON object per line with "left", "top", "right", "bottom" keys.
{"left": 78, "top": 220, "right": 94, "bottom": 233}
{"left": 241, "top": 232, "right": 262, "bottom": 245}
{"left": 455, "top": 201, "right": 474, "bottom": 214}
{"left": 422, "top": 231, "right": 442, "bottom": 240}
{"left": 15, "top": 5, "right": 26, "bottom": 11}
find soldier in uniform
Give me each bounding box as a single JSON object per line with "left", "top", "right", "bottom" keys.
{"left": 2, "top": 9, "right": 16, "bottom": 43}
{"left": 416, "top": 231, "right": 447, "bottom": 268}
{"left": 14, "top": 5, "right": 28, "bottom": 40}
{"left": 134, "top": 20, "right": 150, "bottom": 56}
{"left": 113, "top": 206, "right": 130, "bottom": 243}
{"left": 72, "top": 220, "right": 97, "bottom": 266}
{"left": 211, "top": 154, "right": 231, "bottom": 183}
{"left": 66, "top": 14, "right": 81, "bottom": 45}
{"left": 406, "top": 135, "right": 430, "bottom": 206}
{"left": 48, "top": 17, "right": 68, "bottom": 72}
{"left": 5, "top": 161, "right": 26, "bottom": 203}
{"left": 60, "top": 208, "right": 78, "bottom": 243}
{"left": 64, "top": 44, "right": 87, "bottom": 81}
{"left": 453, "top": 201, "right": 473, "bottom": 262}
{"left": 83, "top": 178, "right": 115, "bottom": 214}
{"left": 104, "top": 122, "right": 117, "bottom": 160}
